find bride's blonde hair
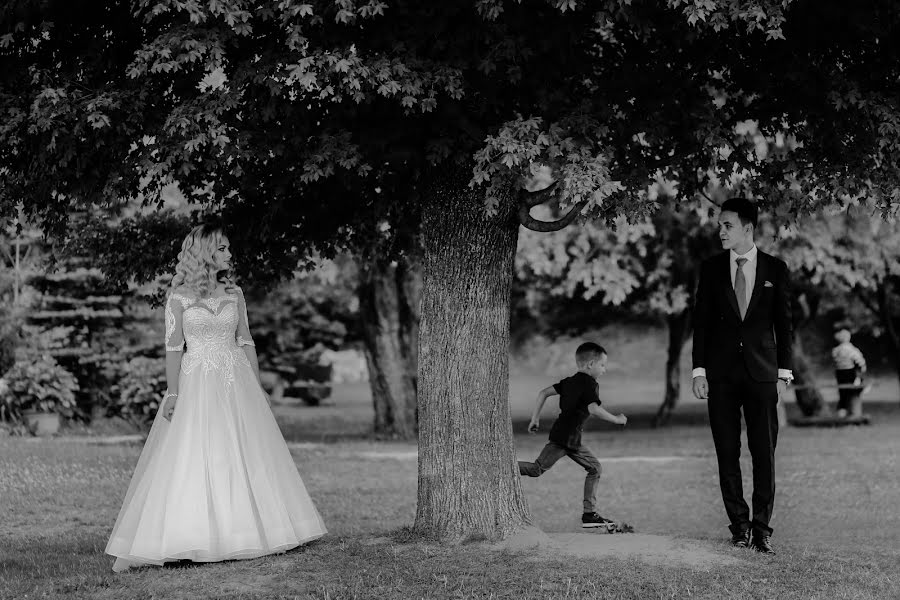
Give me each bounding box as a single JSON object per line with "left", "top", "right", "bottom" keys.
{"left": 170, "top": 224, "right": 236, "bottom": 297}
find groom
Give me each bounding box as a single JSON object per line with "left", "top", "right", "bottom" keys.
{"left": 692, "top": 198, "right": 793, "bottom": 555}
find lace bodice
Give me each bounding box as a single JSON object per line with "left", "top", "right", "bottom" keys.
{"left": 164, "top": 287, "right": 255, "bottom": 386}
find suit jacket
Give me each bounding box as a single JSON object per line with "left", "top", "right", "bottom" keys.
{"left": 692, "top": 250, "right": 794, "bottom": 383}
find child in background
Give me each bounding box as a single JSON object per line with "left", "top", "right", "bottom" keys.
{"left": 831, "top": 328, "right": 866, "bottom": 418}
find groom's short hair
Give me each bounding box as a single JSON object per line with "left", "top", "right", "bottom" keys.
{"left": 720, "top": 197, "right": 759, "bottom": 228}
{"left": 576, "top": 342, "right": 606, "bottom": 365}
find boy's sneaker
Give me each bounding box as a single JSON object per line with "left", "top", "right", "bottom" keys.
{"left": 581, "top": 512, "right": 614, "bottom": 528}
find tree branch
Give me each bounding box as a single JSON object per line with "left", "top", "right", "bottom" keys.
{"left": 854, "top": 286, "right": 879, "bottom": 316}
{"left": 876, "top": 278, "right": 900, "bottom": 352}
{"left": 518, "top": 199, "right": 588, "bottom": 232}
{"left": 521, "top": 180, "right": 560, "bottom": 208}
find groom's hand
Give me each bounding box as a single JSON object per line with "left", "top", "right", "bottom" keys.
{"left": 527, "top": 419, "right": 540, "bottom": 433}
{"left": 692, "top": 376, "right": 709, "bottom": 400}
{"left": 777, "top": 379, "right": 788, "bottom": 399}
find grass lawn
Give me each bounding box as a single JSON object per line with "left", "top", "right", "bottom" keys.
{"left": 2, "top": 377, "right": 899, "bottom": 599}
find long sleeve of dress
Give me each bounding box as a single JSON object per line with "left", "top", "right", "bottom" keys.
{"left": 235, "top": 288, "right": 255, "bottom": 347}
{"left": 164, "top": 294, "right": 186, "bottom": 352}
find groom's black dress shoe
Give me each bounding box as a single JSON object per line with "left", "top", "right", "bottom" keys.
{"left": 731, "top": 529, "right": 751, "bottom": 548}
{"left": 751, "top": 533, "right": 775, "bottom": 555}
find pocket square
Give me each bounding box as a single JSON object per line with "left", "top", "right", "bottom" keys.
{"left": 764, "top": 281, "right": 773, "bottom": 287}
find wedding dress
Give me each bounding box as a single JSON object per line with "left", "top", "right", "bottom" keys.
{"left": 106, "top": 287, "right": 326, "bottom": 572}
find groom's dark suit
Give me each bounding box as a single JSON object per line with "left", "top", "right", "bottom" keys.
{"left": 692, "top": 248, "right": 793, "bottom": 536}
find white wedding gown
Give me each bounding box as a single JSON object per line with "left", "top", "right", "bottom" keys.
{"left": 106, "top": 287, "right": 326, "bottom": 572}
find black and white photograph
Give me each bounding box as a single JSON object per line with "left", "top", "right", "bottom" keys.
{"left": 1, "top": 1, "right": 898, "bottom": 598}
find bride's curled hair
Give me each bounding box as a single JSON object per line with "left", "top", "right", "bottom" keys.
{"left": 170, "top": 224, "right": 235, "bottom": 297}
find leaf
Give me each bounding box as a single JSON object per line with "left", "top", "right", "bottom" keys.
{"left": 335, "top": 8, "right": 355, "bottom": 23}
{"left": 86, "top": 111, "right": 112, "bottom": 129}
{"left": 233, "top": 22, "right": 253, "bottom": 35}
{"left": 334, "top": 58, "right": 354, "bottom": 73}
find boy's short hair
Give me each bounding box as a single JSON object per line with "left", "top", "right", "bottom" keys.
{"left": 834, "top": 328, "right": 852, "bottom": 343}
{"left": 575, "top": 342, "right": 606, "bottom": 365}
{"left": 720, "top": 197, "right": 759, "bottom": 228}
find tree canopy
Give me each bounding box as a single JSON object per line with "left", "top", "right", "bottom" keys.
{"left": 4, "top": 1, "right": 897, "bottom": 259}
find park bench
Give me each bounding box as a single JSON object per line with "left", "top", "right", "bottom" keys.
{"left": 788, "top": 382, "right": 873, "bottom": 427}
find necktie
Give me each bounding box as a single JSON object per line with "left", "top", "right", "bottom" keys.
{"left": 735, "top": 257, "right": 748, "bottom": 319}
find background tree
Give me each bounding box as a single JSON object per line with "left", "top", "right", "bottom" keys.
{"left": 3, "top": 0, "right": 899, "bottom": 541}
{"left": 0, "top": 224, "right": 42, "bottom": 373}
{"left": 17, "top": 248, "right": 127, "bottom": 419}
{"left": 344, "top": 173, "right": 422, "bottom": 439}
{"left": 782, "top": 204, "right": 900, "bottom": 403}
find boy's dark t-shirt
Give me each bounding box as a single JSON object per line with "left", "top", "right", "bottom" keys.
{"left": 548, "top": 371, "right": 602, "bottom": 449}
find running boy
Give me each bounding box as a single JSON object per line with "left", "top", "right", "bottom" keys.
{"left": 518, "top": 342, "right": 627, "bottom": 528}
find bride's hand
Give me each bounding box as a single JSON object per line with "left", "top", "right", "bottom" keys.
{"left": 162, "top": 393, "right": 178, "bottom": 421}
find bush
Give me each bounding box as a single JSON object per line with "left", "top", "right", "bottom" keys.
{"left": 110, "top": 356, "right": 166, "bottom": 426}
{"left": 247, "top": 260, "right": 358, "bottom": 403}
{"left": 0, "top": 355, "right": 80, "bottom": 422}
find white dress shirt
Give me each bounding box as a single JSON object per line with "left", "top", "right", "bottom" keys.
{"left": 693, "top": 245, "right": 793, "bottom": 381}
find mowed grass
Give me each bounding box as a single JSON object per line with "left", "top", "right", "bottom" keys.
{"left": 2, "top": 376, "right": 900, "bottom": 599}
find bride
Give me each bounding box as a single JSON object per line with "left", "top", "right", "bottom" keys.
{"left": 106, "top": 224, "right": 327, "bottom": 572}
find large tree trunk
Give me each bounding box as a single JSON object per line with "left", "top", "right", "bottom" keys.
{"left": 359, "top": 254, "right": 422, "bottom": 439}
{"left": 792, "top": 334, "right": 826, "bottom": 417}
{"left": 788, "top": 293, "right": 825, "bottom": 417}
{"left": 654, "top": 309, "right": 691, "bottom": 427}
{"left": 413, "top": 170, "right": 531, "bottom": 541}
{"left": 399, "top": 255, "right": 423, "bottom": 388}
{"left": 875, "top": 279, "right": 900, "bottom": 401}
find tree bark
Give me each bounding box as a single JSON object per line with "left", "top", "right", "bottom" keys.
{"left": 358, "top": 255, "right": 421, "bottom": 440}
{"left": 792, "top": 334, "right": 826, "bottom": 417}
{"left": 875, "top": 279, "right": 900, "bottom": 401}
{"left": 654, "top": 309, "right": 691, "bottom": 427}
{"left": 414, "top": 168, "right": 531, "bottom": 541}
{"left": 786, "top": 292, "right": 825, "bottom": 417}
{"left": 399, "top": 254, "right": 423, "bottom": 388}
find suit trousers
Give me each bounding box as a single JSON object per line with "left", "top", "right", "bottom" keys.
{"left": 707, "top": 364, "right": 779, "bottom": 536}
